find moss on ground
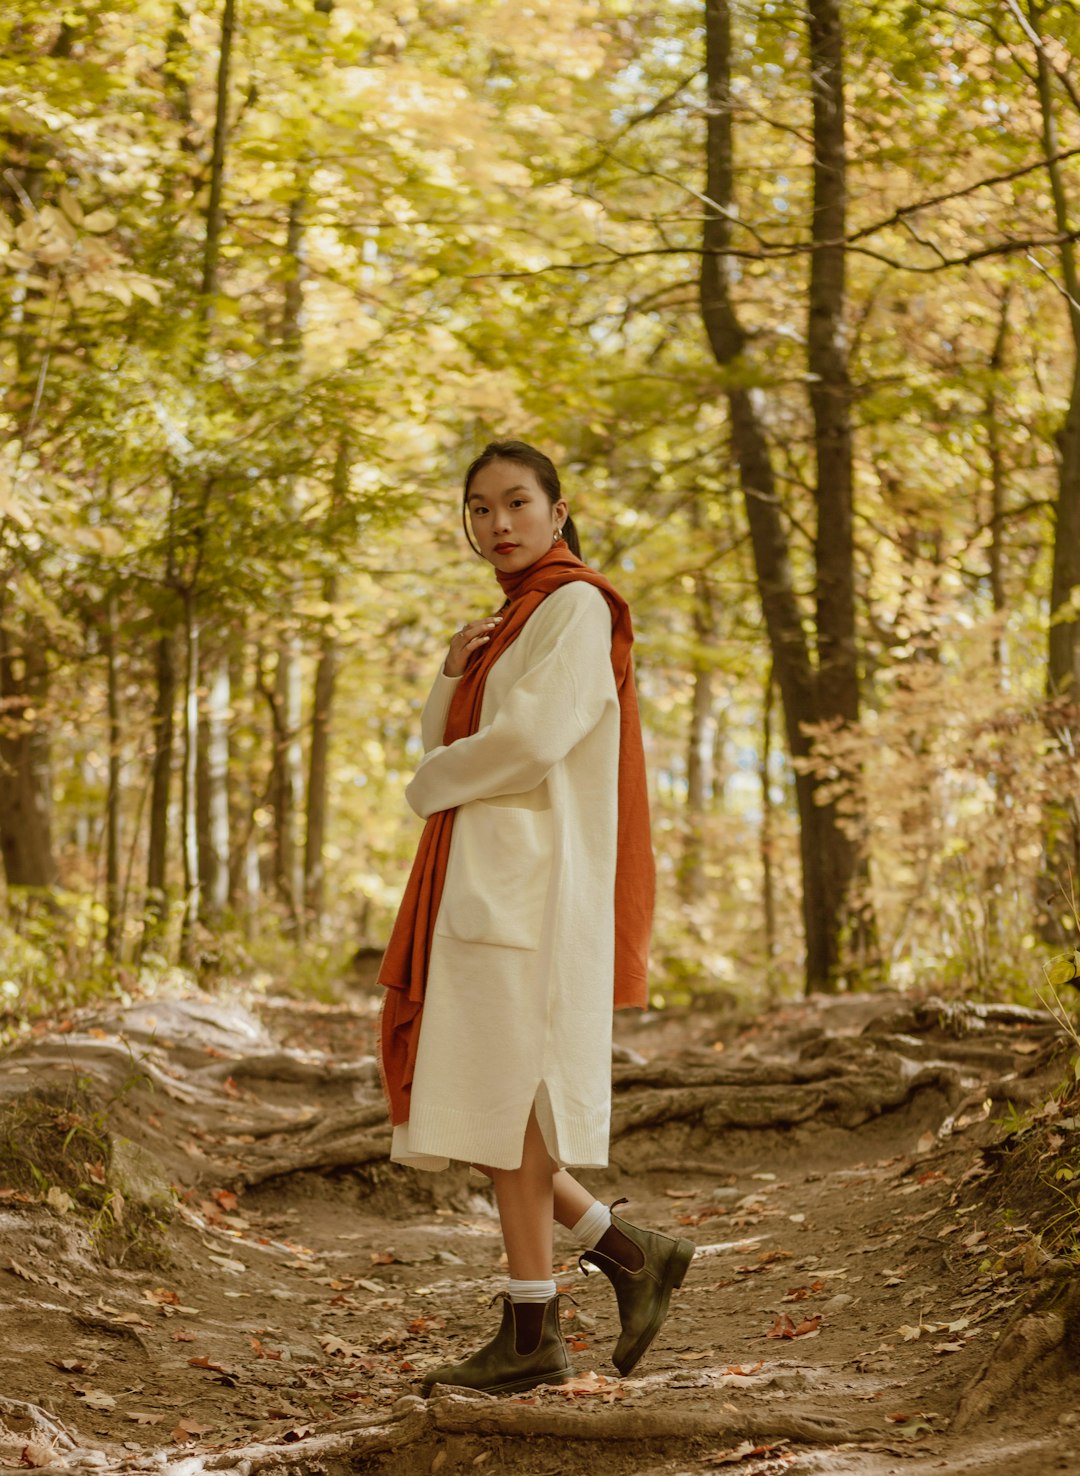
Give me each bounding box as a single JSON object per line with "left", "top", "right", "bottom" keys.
{"left": 0, "top": 1083, "right": 173, "bottom": 1266}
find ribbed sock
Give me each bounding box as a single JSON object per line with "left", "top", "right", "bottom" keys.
{"left": 570, "top": 1200, "right": 612, "bottom": 1250}
{"left": 507, "top": 1277, "right": 557, "bottom": 1303}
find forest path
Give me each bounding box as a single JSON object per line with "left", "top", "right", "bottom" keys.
{"left": 1, "top": 984, "right": 1078, "bottom": 1476}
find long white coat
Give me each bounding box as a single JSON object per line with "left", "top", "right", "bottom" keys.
{"left": 389, "top": 582, "right": 621, "bottom": 1172}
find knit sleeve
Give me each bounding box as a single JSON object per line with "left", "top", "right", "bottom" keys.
{"left": 404, "top": 583, "right": 616, "bottom": 819}
{"left": 420, "top": 670, "right": 462, "bottom": 753}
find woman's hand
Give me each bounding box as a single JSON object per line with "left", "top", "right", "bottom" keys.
{"left": 443, "top": 615, "right": 502, "bottom": 677}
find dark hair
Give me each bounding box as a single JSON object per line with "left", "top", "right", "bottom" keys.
{"left": 461, "top": 440, "right": 582, "bottom": 560}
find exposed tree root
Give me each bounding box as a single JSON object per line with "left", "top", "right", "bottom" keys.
{"left": 427, "top": 1394, "right": 878, "bottom": 1443}
{"left": 134, "top": 1399, "right": 878, "bottom": 1474}
{"left": 953, "top": 1275, "right": 1080, "bottom": 1433}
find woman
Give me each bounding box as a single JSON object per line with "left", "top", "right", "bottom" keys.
{"left": 379, "top": 440, "right": 693, "bottom": 1396}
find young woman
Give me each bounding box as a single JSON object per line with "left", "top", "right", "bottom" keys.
{"left": 379, "top": 440, "right": 693, "bottom": 1396}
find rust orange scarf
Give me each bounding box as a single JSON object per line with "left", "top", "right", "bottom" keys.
{"left": 378, "top": 541, "right": 654, "bottom": 1127}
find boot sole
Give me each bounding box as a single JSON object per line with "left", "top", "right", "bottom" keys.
{"left": 422, "top": 1363, "right": 574, "bottom": 1398}
{"left": 614, "top": 1238, "right": 695, "bottom": 1378}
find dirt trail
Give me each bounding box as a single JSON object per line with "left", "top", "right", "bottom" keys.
{"left": 1, "top": 984, "right": 1078, "bottom": 1476}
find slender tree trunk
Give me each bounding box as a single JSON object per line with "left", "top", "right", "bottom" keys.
{"left": 104, "top": 593, "right": 122, "bottom": 956}
{"left": 261, "top": 648, "right": 301, "bottom": 931}
{"left": 205, "top": 664, "right": 231, "bottom": 918}
{"left": 0, "top": 614, "right": 56, "bottom": 890}
{"left": 303, "top": 429, "right": 346, "bottom": 926}
{"left": 144, "top": 619, "right": 177, "bottom": 933}
{"left": 680, "top": 567, "right": 716, "bottom": 904}
{"left": 200, "top": 0, "right": 236, "bottom": 319}
{"left": 806, "top": 0, "right": 874, "bottom": 974}
{"left": 304, "top": 573, "right": 337, "bottom": 925}
{"left": 701, "top": 0, "right": 832, "bottom": 988}
{"left": 761, "top": 663, "right": 778, "bottom": 965}
{"left": 985, "top": 289, "right": 1011, "bottom": 681}
{"left": 180, "top": 592, "right": 200, "bottom": 959}
{"left": 185, "top": 0, "right": 237, "bottom": 937}
{"left": 1028, "top": 0, "right": 1080, "bottom": 926}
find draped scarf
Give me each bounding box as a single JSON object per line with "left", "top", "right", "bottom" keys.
{"left": 378, "top": 540, "right": 653, "bottom": 1127}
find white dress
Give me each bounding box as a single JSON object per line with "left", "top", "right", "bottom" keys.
{"left": 390, "top": 582, "right": 622, "bottom": 1172}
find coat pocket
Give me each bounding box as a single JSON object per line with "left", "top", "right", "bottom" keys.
{"left": 435, "top": 801, "right": 553, "bottom": 951}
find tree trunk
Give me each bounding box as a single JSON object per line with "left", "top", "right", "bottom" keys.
{"left": 200, "top": 0, "right": 236, "bottom": 321}
{"left": 180, "top": 593, "right": 200, "bottom": 960}
{"left": 304, "top": 574, "right": 337, "bottom": 925}
{"left": 985, "top": 289, "right": 1011, "bottom": 681}
{"left": 806, "top": 0, "right": 874, "bottom": 975}
{"left": 263, "top": 647, "right": 301, "bottom": 932}
{"left": 0, "top": 614, "right": 56, "bottom": 891}
{"left": 761, "top": 663, "right": 778, "bottom": 966}
{"left": 1029, "top": 0, "right": 1080, "bottom": 928}
{"left": 680, "top": 570, "right": 716, "bottom": 904}
{"left": 205, "top": 663, "right": 231, "bottom": 919}
{"left": 701, "top": 0, "right": 831, "bottom": 988}
{"left": 104, "top": 594, "right": 122, "bottom": 956}
{"left": 144, "top": 619, "right": 177, "bottom": 934}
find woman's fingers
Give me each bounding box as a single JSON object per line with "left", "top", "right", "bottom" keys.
{"left": 443, "top": 616, "right": 502, "bottom": 676}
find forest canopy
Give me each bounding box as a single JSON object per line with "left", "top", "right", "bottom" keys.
{"left": 2, "top": 0, "right": 1079, "bottom": 1015}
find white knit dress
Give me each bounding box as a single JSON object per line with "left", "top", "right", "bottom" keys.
{"left": 389, "top": 581, "right": 622, "bottom": 1173}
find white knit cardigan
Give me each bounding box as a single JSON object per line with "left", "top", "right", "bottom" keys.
{"left": 389, "top": 581, "right": 622, "bottom": 1172}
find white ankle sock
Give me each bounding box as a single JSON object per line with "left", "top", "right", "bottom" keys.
{"left": 508, "top": 1278, "right": 557, "bottom": 1303}
{"left": 570, "top": 1200, "right": 612, "bottom": 1250}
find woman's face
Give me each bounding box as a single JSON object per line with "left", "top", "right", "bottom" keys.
{"left": 465, "top": 459, "right": 568, "bottom": 574}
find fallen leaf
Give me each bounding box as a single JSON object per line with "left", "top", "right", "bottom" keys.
{"left": 723, "top": 1361, "right": 764, "bottom": 1376}
{"left": 319, "top": 1335, "right": 370, "bottom": 1360}
{"left": 79, "top": 1389, "right": 116, "bottom": 1410}
{"left": 250, "top": 1337, "right": 282, "bottom": 1360}
{"left": 709, "top": 1441, "right": 787, "bottom": 1465}
{"left": 766, "top": 1312, "right": 822, "bottom": 1340}
{"left": 113, "top": 1311, "right": 153, "bottom": 1328}
{"left": 933, "top": 1341, "right": 965, "bottom": 1355}
{"left": 206, "top": 1253, "right": 246, "bottom": 1274}
{"left": 188, "top": 1356, "right": 234, "bottom": 1375}
{"left": 127, "top": 1412, "right": 163, "bottom": 1425}
{"left": 663, "top": 1188, "right": 699, "bottom": 1199}
{"left": 143, "top": 1287, "right": 180, "bottom": 1305}
{"left": 551, "top": 1371, "right": 623, "bottom": 1397}
{"left": 370, "top": 1251, "right": 398, "bottom": 1266}
{"left": 85, "top": 1160, "right": 107, "bottom": 1185}
{"left": 214, "top": 1189, "right": 239, "bottom": 1211}
{"left": 172, "top": 1328, "right": 197, "bottom": 1343}
{"left": 49, "top": 1358, "right": 96, "bottom": 1374}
